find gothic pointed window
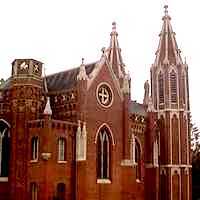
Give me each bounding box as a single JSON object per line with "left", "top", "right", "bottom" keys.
{"left": 97, "top": 128, "right": 111, "bottom": 180}
{"left": 30, "top": 182, "right": 38, "bottom": 200}
{"left": 135, "top": 139, "right": 141, "bottom": 181}
{"left": 58, "top": 138, "right": 66, "bottom": 161}
{"left": 0, "top": 120, "right": 10, "bottom": 177}
{"left": 56, "top": 183, "right": 66, "bottom": 200}
{"left": 170, "top": 70, "right": 177, "bottom": 103}
{"left": 158, "top": 72, "right": 164, "bottom": 104}
{"left": 31, "top": 137, "right": 39, "bottom": 161}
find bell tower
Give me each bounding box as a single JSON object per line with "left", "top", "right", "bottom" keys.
{"left": 150, "top": 6, "right": 191, "bottom": 200}
{"left": 9, "top": 59, "right": 43, "bottom": 200}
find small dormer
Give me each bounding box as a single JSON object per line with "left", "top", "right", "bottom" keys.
{"left": 12, "top": 59, "right": 43, "bottom": 78}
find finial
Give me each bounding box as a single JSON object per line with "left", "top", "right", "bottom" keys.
{"left": 164, "top": 5, "right": 168, "bottom": 16}
{"left": 112, "top": 21, "right": 116, "bottom": 32}
{"left": 81, "top": 58, "right": 84, "bottom": 65}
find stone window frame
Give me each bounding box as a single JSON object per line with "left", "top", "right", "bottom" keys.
{"left": 58, "top": 137, "right": 67, "bottom": 163}
{"left": 96, "top": 126, "right": 112, "bottom": 184}
{"left": 31, "top": 136, "right": 39, "bottom": 162}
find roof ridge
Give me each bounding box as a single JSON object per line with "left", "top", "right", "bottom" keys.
{"left": 45, "top": 61, "right": 97, "bottom": 78}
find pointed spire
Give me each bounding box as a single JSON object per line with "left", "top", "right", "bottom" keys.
{"left": 43, "top": 67, "right": 52, "bottom": 115}
{"left": 44, "top": 97, "right": 52, "bottom": 115}
{"left": 107, "top": 22, "right": 125, "bottom": 78}
{"left": 154, "top": 5, "right": 183, "bottom": 66}
{"left": 77, "top": 58, "right": 88, "bottom": 81}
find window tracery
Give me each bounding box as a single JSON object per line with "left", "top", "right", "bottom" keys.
{"left": 97, "top": 128, "right": 111, "bottom": 180}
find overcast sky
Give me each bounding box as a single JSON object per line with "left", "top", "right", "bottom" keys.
{"left": 0, "top": 0, "right": 199, "bottom": 128}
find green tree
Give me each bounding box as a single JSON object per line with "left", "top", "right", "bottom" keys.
{"left": 191, "top": 123, "right": 200, "bottom": 200}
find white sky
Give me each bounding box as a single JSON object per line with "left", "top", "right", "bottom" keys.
{"left": 0, "top": 0, "right": 199, "bottom": 128}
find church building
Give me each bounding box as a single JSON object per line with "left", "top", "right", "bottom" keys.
{"left": 0, "top": 5, "right": 191, "bottom": 200}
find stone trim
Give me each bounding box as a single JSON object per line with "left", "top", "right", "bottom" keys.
{"left": 97, "top": 179, "right": 111, "bottom": 184}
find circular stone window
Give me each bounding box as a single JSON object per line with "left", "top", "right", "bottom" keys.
{"left": 96, "top": 83, "right": 113, "bottom": 108}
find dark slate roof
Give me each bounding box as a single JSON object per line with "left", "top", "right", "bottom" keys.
{"left": 129, "top": 101, "right": 147, "bottom": 117}
{"left": 46, "top": 63, "right": 96, "bottom": 92}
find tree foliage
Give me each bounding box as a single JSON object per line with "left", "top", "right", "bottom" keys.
{"left": 191, "top": 122, "right": 200, "bottom": 199}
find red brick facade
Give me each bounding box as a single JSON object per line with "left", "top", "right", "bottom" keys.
{"left": 0, "top": 6, "right": 191, "bottom": 200}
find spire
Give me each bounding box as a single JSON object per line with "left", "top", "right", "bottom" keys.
{"left": 77, "top": 58, "right": 88, "bottom": 81}
{"left": 43, "top": 67, "right": 52, "bottom": 115}
{"left": 107, "top": 22, "right": 125, "bottom": 78}
{"left": 154, "top": 5, "right": 183, "bottom": 66}
{"left": 43, "top": 97, "right": 52, "bottom": 115}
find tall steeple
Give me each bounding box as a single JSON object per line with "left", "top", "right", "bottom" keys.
{"left": 107, "top": 22, "right": 125, "bottom": 78}
{"left": 149, "top": 5, "right": 191, "bottom": 200}
{"left": 154, "top": 5, "right": 183, "bottom": 66}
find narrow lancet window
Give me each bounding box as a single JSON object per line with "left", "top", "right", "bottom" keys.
{"left": 170, "top": 70, "right": 177, "bottom": 103}
{"left": 158, "top": 72, "right": 164, "bottom": 104}
{"left": 31, "top": 137, "right": 39, "bottom": 161}
{"left": 97, "top": 128, "right": 111, "bottom": 180}
{"left": 135, "top": 139, "right": 141, "bottom": 181}
{"left": 58, "top": 138, "right": 66, "bottom": 161}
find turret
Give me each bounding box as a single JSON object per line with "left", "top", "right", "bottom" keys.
{"left": 9, "top": 59, "right": 43, "bottom": 200}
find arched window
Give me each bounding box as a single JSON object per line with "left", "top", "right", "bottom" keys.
{"left": 56, "top": 183, "right": 65, "bottom": 200}
{"left": 170, "top": 70, "right": 177, "bottom": 103}
{"left": 58, "top": 138, "right": 66, "bottom": 161}
{"left": 30, "top": 182, "right": 38, "bottom": 200}
{"left": 0, "top": 120, "right": 10, "bottom": 177}
{"left": 97, "top": 128, "right": 111, "bottom": 180}
{"left": 31, "top": 137, "right": 39, "bottom": 161}
{"left": 158, "top": 72, "right": 164, "bottom": 104}
{"left": 135, "top": 139, "right": 141, "bottom": 181}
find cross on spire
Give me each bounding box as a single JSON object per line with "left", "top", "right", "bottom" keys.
{"left": 112, "top": 21, "right": 116, "bottom": 32}
{"left": 164, "top": 5, "right": 168, "bottom": 16}
{"left": 81, "top": 58, "right": 84, "bottom": 65}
